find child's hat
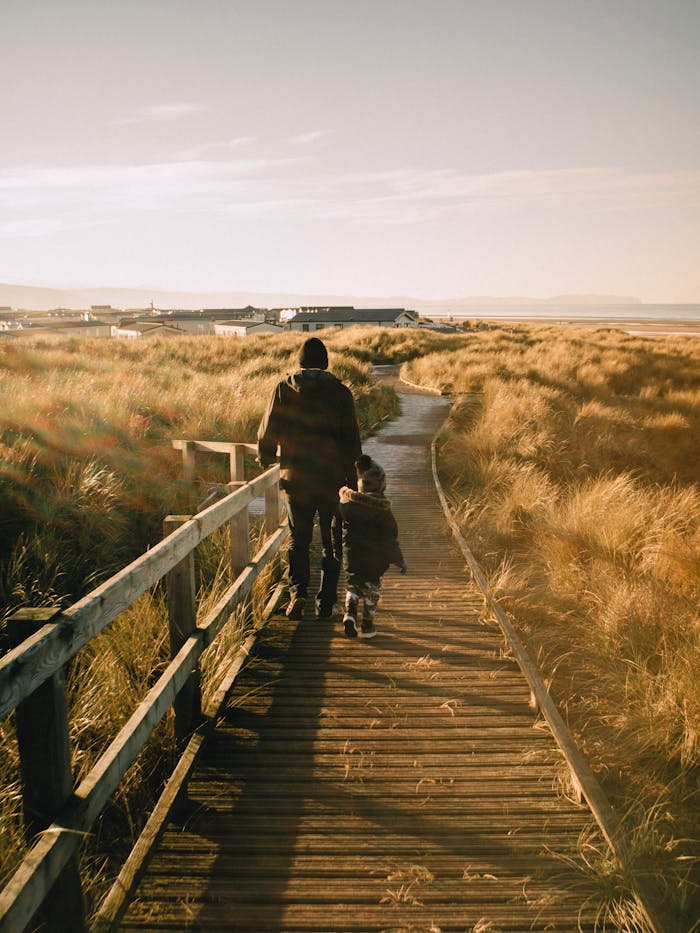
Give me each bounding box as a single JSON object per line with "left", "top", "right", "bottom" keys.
{"left": 355, "top": 454, "right": 386, "bottom": 493}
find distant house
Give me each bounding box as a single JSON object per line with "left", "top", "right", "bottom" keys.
{"left": 276, "top": 306, "right": 355, "bottom": 324}
{"left": 203, "top": 306, "right": 267, "bottom": 322}
{"left": 213, "top": 320, "right": 284, "bottom": 337}
{"left": 125, "top": 312, "right": 214, "bottom": 334}
{"left": 286, "top": 308, "right": 419, "bottom": 331}
{"left": 16, "top": 320, "right": 112, "bottom": 339}
{"left": 114, "top": 322, "right": 185, "bottom": 339}
{"left": 125, "top": 308, "right": 268, "bottom": 334}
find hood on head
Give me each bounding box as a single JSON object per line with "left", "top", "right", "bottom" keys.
{"left": 355, "top": 454, "right": 386, "bottom": 494}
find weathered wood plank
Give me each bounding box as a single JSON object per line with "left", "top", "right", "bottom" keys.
{"left": 0, "top": 465, "right": 280, "bottom": 720}
{"left": 91, "top": 581, "right": 287, "bottom": 933}
{"left": 431, "top": 439, "right": 668, "bottom": 933}
{"left": 172, "top": 439, "right": 257, "bottom": 456}
{"left": 227, "top": 481, "right": 251, "bottom": 578}
{"left": 164, "top": 516, "right": 201, "bottom": 747}
{"left": 229, "top": 445, "right": 245, "bottom": 482}
{"left": 7, "top": 611, "right": 85, "bottom": 933}
{"left": 121, "top": 386, "right": 618, "bottom": 933}
{"left": 0, "top": 524, "right": 287, "bottom": 932}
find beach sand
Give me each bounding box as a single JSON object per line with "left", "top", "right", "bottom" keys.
{"left": 474, "top": 316, "right": 700, "bottom": 337}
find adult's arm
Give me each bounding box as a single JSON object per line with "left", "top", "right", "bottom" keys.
{"left": 338, "top": 386, "right": 362, "bottom": 488}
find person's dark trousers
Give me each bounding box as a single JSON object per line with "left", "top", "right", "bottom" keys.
{"left": 285, "top": 494, "right": 342, "bottom": 608}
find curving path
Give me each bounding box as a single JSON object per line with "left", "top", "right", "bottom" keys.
{"left": 121, "top": 370, "right": 601, "bottom": 932}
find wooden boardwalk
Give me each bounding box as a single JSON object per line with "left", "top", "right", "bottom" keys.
{"left": 121, "top": 379, "right": 602, "bottom": 932}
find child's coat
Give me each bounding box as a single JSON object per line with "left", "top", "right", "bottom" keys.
{"left": 338, "top": 486, "right": 404, "bottom": 581}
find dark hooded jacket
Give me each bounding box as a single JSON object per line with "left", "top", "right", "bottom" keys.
{"left": 257, "top": 368, "right": 361, "bottom": 501}
{"left": 339, "top": 486, "right": 404, "bottom": 580}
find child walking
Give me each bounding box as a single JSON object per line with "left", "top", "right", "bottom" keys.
{"left": 339, "top": 454, "right": 407, "bottom": 638}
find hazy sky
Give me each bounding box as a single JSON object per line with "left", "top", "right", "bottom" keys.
{"left": 2, "top": 0, "right": 699, "bottom": 300}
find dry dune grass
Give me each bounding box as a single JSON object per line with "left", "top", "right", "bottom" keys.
{"left": 4, "top": 322, "right": 698, "bottom": 923}
{"left": 0, "top": 332, "right": 396, "bottom": 616}
{"left": 408, "top": 325, "right": 700, "bottom": 924}
{"left": 0, "top": 331, "right": 397, "bottom": 915}
{"left": 328, "top": 324, "right": 467, "bottom": 363}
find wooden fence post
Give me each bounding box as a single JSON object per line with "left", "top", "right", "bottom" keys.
{"left": 229, "top": 445, "right": 245, "bottom": 483}
{"left": 228, "top": 482, "right": 251, "bottom": 579}
{"left": 163, "top": 516, "right": 201, "bottom": 749}
{"left": 180, "top": 441, "right": 196, "bottom": 485}
{"left": 265, "top": 477, "right": 281, "bottom": 536}
{"left": 7, "top": 608, "right": 86, "bottom": 933}
{"left": 228, "top": 446, "right": 250, "bottom": 578}
{"left": 179, "top": 442, "right": 197, "bottom": 511}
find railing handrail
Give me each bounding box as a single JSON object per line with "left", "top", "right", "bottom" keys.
{"left": 0, "top": 464, "right": 279, "bottom": 721}
{"left": 0, "top": 443, "right": 287, "bottom": 933}
{"left": 171, "top": 439, "right": 257, "bottom": 455}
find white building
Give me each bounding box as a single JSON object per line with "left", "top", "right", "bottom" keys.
{"left": 113, "top": 322, "right": 185, "bottom": 339}
{"left": 213, "top": 320, "right": 284, "bottom": 337}
{"left": 286, "top": 308, "right": 419, "bottom": 331}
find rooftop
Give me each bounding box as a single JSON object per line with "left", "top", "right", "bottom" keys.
{"left": 289, "top": 308, "right": 416, "bottom": 324}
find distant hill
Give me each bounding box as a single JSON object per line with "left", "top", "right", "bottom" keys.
{"left": 0, "top": 281, "right": 643, "bottom": 313}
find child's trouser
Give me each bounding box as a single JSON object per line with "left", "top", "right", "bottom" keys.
{"left": 344, "top": 574, "right": 382, "bottom": 622}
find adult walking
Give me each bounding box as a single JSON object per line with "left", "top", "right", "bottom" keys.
{"left": 257, "top": 336, "right": 361, "bottom": 620}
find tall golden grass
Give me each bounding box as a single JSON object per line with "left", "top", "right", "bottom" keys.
{"left": 406, "top": 325, "right": 700, "bottom": 925}
{"left": 0, "top": 329, "right": 404, "bottom": 916}
{"left": 0, "top": 331, "right": 398, "bottom": 617}
{"left": 7, "top": 322, "right": 696, "bottom": 923}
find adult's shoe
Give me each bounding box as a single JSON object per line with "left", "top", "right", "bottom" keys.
{"left": 316, "top": 600, "right": 336, "bottom": 621}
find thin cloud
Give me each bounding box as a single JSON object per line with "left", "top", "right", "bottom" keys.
{"left": 111, "top": 103, "right": 210, "bottom": 125}
{"left": 174, "top": 137, "right": 258, "bottom": 161}
{"left": 0, "top": 218, "right": 77, "bottom": 237}
{"left": 1, "top": 160, "right": 698, "bottom": 236}
{"left": 303, "top": 167, "right": 700, "bottom": 223}
{"left": 290, "top": 130, "right": 330, "bottom": 146}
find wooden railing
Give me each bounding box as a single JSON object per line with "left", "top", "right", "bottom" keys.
{"left": 0, "top": 442, "right": 288, "bottom": 933}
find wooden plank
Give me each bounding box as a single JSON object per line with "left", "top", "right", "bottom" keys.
{"left": 0, "top": 465, "right": 280, "bottom": 719}
{"left": 7, "top": 611, "right": 85, "bottom": 933}
{"left": 91, "top": 581, "right": 287, "bottom": 933}
{"left": 430, "top": 438, "right": 668, "bottom": 933}
{"left": 0, "top": 635, "right": 202, "bottom": 933}
{"left": 119, "top": 385, "right": 647, "bottom": 933}
{"left": 179, "top": 440, "right": 196, "bottom": 484}
{"left": 163, "top": 516, "right": 201, "bottom": 748}
{"left": 198, "top": 524, "right": 288, "bottom": 650}
{"left": 172, "top": 440, "right": 257, "bottom": 456}
{"left": 228, "top": 481, "right": 251, "bottom": 578}
{"left": 229, "top": 445, "right": 245, "bottom": 482}
{"left": 0, "top": 528, "right": 287, "bottom": 932}
{"left": 264, "top": 483, "right": 281, "bottom": 536}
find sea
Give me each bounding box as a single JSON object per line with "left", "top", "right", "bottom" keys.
{"left": 431, "top": 303, "right": 700, "bottom": 324}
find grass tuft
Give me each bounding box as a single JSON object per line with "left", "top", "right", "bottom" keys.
{"left": 418, "top": 324, "right": 699, "bottom": 924}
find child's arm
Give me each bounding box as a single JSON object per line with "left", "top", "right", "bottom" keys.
{"left": 382, "top": 509, "right": 407, "bottom": 573}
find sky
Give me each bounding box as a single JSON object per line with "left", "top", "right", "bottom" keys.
{"left": 1, "top": 0, "right": 699, "bottom": 301}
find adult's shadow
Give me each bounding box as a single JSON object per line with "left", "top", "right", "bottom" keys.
{"left": 175, "top": 597, "right": 335, "bottom": 931}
